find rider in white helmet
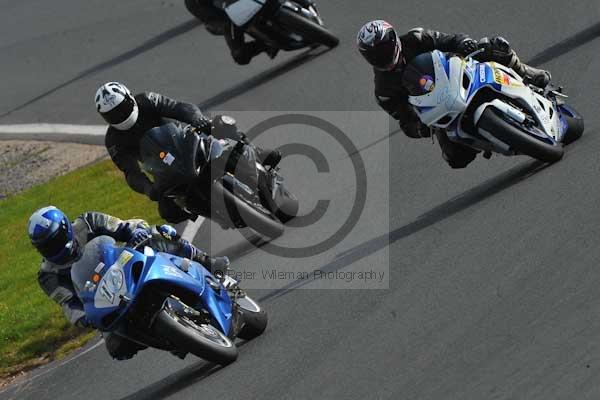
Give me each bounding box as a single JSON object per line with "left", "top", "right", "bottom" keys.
{"left": 96, "top": 82, "right": 281, "bottom": 223}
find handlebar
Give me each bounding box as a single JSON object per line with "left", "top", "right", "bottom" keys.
{"left": 464, "top": 48, "right": 485, "bottom": 60}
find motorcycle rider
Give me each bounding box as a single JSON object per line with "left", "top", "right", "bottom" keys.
{"left": 356, "top": 21, "right": 552, "bottom": 169}
{"left": 186, "top": 0, "right": 316, "bottom": 64}
{"left": 28, "top": 206, "right": 231, "bottom": 360}
{"left": 97, "top": 82, "right": 281, "bottom": 223}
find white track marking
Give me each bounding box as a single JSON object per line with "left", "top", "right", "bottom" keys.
{"left": 181, "top": 217, "right": 205, "bottom": 241}
{"left": 0, "top": 123, "right": 105, "bottom": 136}
{"left": 0, "top": 122, "right": 207, "bottom": 242}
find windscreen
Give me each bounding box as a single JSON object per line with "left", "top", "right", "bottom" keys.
{"left": 139, "top": 123, "right": 200, "bottom": 188}
{"left": 71, "top": 236, "right": 116, "bottom": 296}
{"left": 401, "top": 52, "right": 437, "bottom": 96}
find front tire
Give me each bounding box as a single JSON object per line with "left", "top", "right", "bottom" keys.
{"left": 212, "top": 180, "right": 285, "bottom": 238}
{"left": 275, "top": 7, "right": 339, "bottom": 48}
{"left": 477, "top": 107, "right": 564, "bottom": 163}
{"left": 154, "top": 308, "right": 238, "bottom": 365}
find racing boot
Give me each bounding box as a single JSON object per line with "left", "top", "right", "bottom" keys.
{"left": 512, "top": 61, "right": 552, "bottom": 89}
{"left": 479, "top": 36, "right": 551, "bottom": 88}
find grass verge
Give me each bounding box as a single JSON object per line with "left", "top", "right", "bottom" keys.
{"left": 0, "top": 159, "right": 161, "bottom": 379}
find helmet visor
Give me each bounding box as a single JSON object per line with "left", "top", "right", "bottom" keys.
{"left": 35, "top": 219, "right": 71, "bottom": 259}
{"left": 101, "top": 95, "right": 136, "bottom": 125}
{"left": 361, "top": 31, "right": 400, "bottom": 70}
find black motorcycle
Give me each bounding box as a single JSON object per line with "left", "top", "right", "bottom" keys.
{"left": 186, "top": 0, "right": 339, "bottom": 50}
{"left": 140, "top": 121, "right": 298, "bottom": 238}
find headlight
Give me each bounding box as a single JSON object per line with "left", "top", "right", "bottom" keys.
{"left": 107, "top": 268, "right": 124, "bottom": 292}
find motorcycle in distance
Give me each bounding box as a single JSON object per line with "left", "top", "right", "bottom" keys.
{"left": 71, "top": 235, "right": 267, "bottom": 365}
{"left": 186, "top": 0, "right": 339, "bottom": 50}
{"left": 404, "top": 49, "right": 585, "bottom": 163}
{"left": 139, "top": 119, "right": 299, "bottom": 238}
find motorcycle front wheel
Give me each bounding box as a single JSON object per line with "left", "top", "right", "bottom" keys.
{"left": 212, "top": 180, "right": 285, "bottom": 238}
{"left": 154, "top": 307, "right": 238, "bottom": 365}
{"left": 477, "top": 107, "right": 564, "bottom": 163}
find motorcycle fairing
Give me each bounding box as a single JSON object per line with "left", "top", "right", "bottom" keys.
{"left": 485, "top": 62, "right": 564, "bottom": 142}
{"left": 407, "top": 50, "right": 565, "bottom": 152}
{"left": 74, "top": 240, "right": 146, "bottom": 329}
{"left": 407, "top": 51, "right": 469, "bottom": 128}
{"left": 140, "top": 123, "right": 201, "bottom": 185}
{"left": 143, "top": 252, "right": 234, "bottom": 334}
{"left": 225, "top": 0, "right": 266, "bottom": 27}
{"left": 74, "top": 238, "right": 233, "bottom": 335}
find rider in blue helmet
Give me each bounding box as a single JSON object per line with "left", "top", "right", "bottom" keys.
{"left": 28, "top": 206, "right": 231, "bottom": 360}
{"left": 28, "top": 206, "right": 79, "bottom": 264}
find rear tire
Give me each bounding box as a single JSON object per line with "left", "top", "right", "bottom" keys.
{"left": 275, "top": 7, "right": 339, "bottom": 48}
{"left": 559, "top": 105, "right": 585, "bottom": 145}
{"left": 154, "top": 309, "right": 238, "bottom": 365}
{"left": 477, "top": 107, "right": 564, "bottom": 163}
{"left": 212, "top": 181, "right": 285, "bottom": 238}
{"left": 274, "top": 192, "right": 299, "bottom": 223}
{"left": 236, "top": 296, "right": 268, "bottom": 340}
{"left": 184, "top": 0, "right": 205, "bottom": 20}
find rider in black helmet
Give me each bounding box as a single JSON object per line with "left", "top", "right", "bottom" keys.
{"left": 356, "top": 20, "right": 551, "bottom": 169}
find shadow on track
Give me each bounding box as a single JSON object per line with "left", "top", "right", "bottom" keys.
{"left": 118, "top": 362, "right": 222, "bottom": 400}
{"left": 198, "top": 45, "right": 332, "bottom": 110}
{"left": 119, "top": 340, "right": 251, "bottom": 400}
{"left": 0, "top": 20, "right": 200, "bottom": 119}
{"left": 259, "top": 159, "right": 550, "bottom": 302}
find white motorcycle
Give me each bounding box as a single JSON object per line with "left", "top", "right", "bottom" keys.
{"left": 186, "top": 0, "right": 339, "bottom": 50}
{"left": 404, "top": 50, "right": 584, "bottom": 162}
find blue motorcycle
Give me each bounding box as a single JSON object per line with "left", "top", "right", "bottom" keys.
{"left": 71, "top": 236, "right": 267, "bottom": 365}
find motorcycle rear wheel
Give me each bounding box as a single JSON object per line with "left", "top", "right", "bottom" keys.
{"left": 559, "top": 105, "right": 584, "bottom": 145}
{"left": 236, "top": 295, "right": 268, "bottom": 340}
{"left": 184, "top": 0, "right": 205, "bottom": 20}
{"left": 275, "top": 7, "right": 339, "bottom": 48}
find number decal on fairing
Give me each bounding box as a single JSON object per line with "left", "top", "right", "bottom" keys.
{"left": 99, "top": 281, "right": 115, "bottom": 303}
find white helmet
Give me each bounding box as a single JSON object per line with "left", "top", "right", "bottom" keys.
{"left": 94, "top": 82, "right": 139, "bottom": 130}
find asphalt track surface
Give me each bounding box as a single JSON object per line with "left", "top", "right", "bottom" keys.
{"left": 2, "top": 0, "right": 600, "bottom": 399}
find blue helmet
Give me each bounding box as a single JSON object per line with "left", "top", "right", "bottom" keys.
{"left": 28, "top": 206, "right": 78, "bottom": 264}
